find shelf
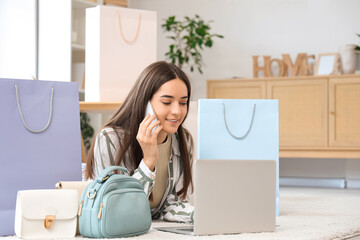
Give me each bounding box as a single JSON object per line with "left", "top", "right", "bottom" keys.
{"left": 73, "top": 0, "right": 98, "bottom": 9}
{"left": 72, "top": 43, "right": 85, "bottom": 51}
{"left": 80, "top": 102, "right": 122, "bottom": 112}
{"left": 280, "top": 150, "right": 360, "bottom": 159}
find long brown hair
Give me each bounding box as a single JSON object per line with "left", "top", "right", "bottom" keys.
{"left": 84, "top": 61, "right": 193, "bottom": 200}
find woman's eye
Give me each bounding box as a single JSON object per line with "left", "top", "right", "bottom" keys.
{"left": 162, "top": 102, "right": 171, "bottom": 105}
{"left": 180, "top": 102, "right": 187, "bottom": 106}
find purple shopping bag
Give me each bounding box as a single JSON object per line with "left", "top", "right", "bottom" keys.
{"left": 0, "top": 79, "right": 82, "bottom": 236}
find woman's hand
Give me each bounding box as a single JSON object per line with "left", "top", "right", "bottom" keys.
{"left": 136, "top": 114, "right": 163, "bottom": 171}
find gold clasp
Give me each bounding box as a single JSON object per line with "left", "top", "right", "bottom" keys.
{"left": 102, "top": 175, "right": 110, "bottom": 182}
{"left": 88, "top": 190, "right": 97, "bottom": 199}
{"left": 44, "top": 215, "right": 55, "bottom": 229}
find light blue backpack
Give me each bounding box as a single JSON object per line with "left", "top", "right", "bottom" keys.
{"left": 78, "top": 166, "right": 151, "bottom": 238}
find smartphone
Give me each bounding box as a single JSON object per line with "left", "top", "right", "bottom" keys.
{"left": 145, "top": 101, "right": 158, "bottom": 135}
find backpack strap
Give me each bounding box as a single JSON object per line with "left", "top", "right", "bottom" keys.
{"left": 96, "top": 166, "right": 129, "bottom": 183}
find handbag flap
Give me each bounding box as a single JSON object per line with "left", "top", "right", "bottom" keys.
{"left": 55, "top": 181, "right": 91, "bottom": 201}
{"left": 18, "top": 189, "right": 78, "bottom": 220}
{"left": 55, "top": 181, "right": 90, "bottom": 190}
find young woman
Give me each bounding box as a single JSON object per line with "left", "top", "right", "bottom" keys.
{"left": 84, "top": 61, "right": 194, "bottom": 223}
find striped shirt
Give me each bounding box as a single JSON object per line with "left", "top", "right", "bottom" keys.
{"left": 92, "top": 127, "right": 194, "bottom": 223}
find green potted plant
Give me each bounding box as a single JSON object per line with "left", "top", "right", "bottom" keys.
{"left": 355, "top": 33, "right": 360, "bottom": 51}
{"left": 354, "top": 33, "right": 360, "bottom": 74}
{"left": 80, "top": 113, "right": 94, "bottom": 152}
{"left": 162, "top": 15, "right": 223, "bottom": 74}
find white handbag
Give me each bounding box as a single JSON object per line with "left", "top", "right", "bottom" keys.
{"left": 15, "top": 189, "right": 78, "bottom": 239}
{"left": 55, "top": 181, "right": 90, "bottom": 202}
{"left": 55, "top": 181, "right": 91, "bottom": 235}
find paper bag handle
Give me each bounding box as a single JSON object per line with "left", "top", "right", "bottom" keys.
{"left": 222, "top": 103, "right": 256, "bottom": 140}
{"left": 117, "top": 11, "right": 141, "bottom": 44}
{"left": 15, "top": 84, "right": 54, "bottom": 133}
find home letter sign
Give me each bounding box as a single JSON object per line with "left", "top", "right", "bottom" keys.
{"left": 253, "top": 53, "right": 314, "bottom": 78}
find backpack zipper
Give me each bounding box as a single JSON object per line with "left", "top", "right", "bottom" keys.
{"left": 78, "top": 200, "right": 84, "bottom": 216}
{"left": 98, "top": 203, "right": 104, "bottom": 219}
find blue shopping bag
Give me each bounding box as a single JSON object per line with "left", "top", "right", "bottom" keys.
{"left": 197, "top": 99, "right": 279, "bottom": 215}
{"left": 0, "top": 79, "right": 82, "bottom": 236}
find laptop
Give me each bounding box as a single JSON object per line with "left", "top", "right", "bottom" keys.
{"left": 155, "top": 159, "right": 276, "bottom": 235}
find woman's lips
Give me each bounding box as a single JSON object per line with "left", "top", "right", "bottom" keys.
{"left": 166, "top": 119, "right": 179, "bottom": 124}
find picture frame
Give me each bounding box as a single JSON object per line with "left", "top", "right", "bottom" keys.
{"left": 314, "top": 53, "right": 339, "bottom": 75}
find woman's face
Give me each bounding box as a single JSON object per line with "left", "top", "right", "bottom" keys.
{"left": 150, "top": 78, "right": 188, "bottom": 135}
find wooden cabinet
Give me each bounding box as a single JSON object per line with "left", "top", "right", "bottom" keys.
{"left": 207, "top": 80, "right": 266, "bottom": 99}
{"left": 267, "top": 79, "right": 328, "bottom": 148}
{"left": 207, "top": 75, "right": 360, "bottom": 159}
{"left": 329, "top": 78, "right": 360, "bottom": 148}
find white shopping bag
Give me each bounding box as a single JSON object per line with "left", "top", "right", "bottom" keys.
{"left": 183, "top": 101, "right": 198, "bottom": 205}
{"left": 85, "top": 6, "right": 157, "bottom": 101}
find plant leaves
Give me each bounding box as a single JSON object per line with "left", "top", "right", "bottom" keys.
{"left": 205, "top": 39, "right": 213, "bottom": 47}
{"left": 162, "top": 14, "right": 224, "bottom": 74}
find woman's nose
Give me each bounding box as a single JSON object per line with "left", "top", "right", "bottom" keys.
{"left": 171, "top": 103, "right": 181, "bottom": 116}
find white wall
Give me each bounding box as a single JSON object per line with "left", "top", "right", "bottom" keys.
{"left": 128, "top": 0, "right": 360, "bottom": 182}
{"left": 38, "top": 0, "right": 72, "bottom": 82}
{"left": 129, "top": 0, "right": 360, "bottom": 100}
{"left": 0, "top": 0, "right": 37, "bottom": 79}
{"left": 0, "top": 0, "right": 72, "bottom": 81}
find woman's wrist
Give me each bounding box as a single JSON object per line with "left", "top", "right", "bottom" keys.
{"left": 143, "top": 158, "right": 156, "bottom": 171}
{"left": 138, "top": 160, "right": 156, "bottom": 182}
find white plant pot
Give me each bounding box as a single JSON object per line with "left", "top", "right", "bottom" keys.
{"left": 355, "top": 51, "right": 360, "bottom": 74}
{"left": 339, "top": 44, "right": 357, "bottom": 74}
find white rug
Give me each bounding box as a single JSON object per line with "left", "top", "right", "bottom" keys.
{"left": 3, "top": 187, "right": 360, "bottom": 240}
